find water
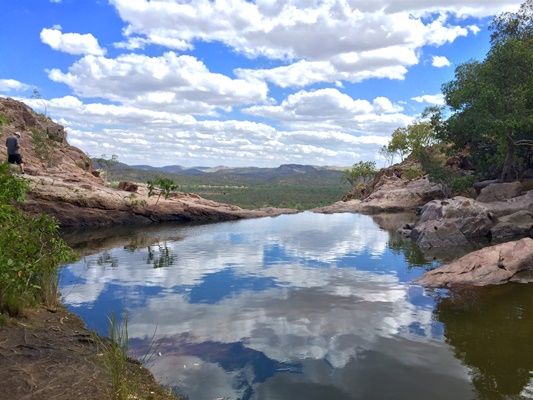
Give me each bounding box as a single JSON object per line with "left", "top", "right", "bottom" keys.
{"left": 59, "top": 212, "right": 533, "bottom": 400}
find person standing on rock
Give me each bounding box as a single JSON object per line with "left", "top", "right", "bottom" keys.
{"left": 5, "top": 131, "right": 25, "bottom": 173}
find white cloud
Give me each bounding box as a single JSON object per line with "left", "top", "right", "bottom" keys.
{"left": 432, "top": 56, "right": 451, "bottom": 68}
{"left": 20, "top": 93, "right": 404, "bottom": 167}
{"left": 108, "top": 0, "right": 520, "bottom": 88}
{"left": 40, "top": 27, "right": 106, "bottom": 56}
{"left": 244, "top": 88, "right": 410, "bottom": 133}
{"left": 412, "top": 93, "right": 445, "bottom": 106}
{"left": 48, "top": 52, "right": 268, "bottom": 114}
{"left": 0, "top": 79, "right": 29, "bottom": 93}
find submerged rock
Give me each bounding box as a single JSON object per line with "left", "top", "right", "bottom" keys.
{"left": 417, "top": 238, "right": 533, "bottom": 287}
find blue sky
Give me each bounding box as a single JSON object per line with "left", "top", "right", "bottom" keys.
{"left": 0, "top": 0, "right": 521, "bottom": 167}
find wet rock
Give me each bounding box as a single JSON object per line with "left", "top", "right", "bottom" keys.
{"left": 477, "top": 181, "right": 523, "bottom": 203}
{"left": 417, "top": 238, "right": 533, "bottom": 287}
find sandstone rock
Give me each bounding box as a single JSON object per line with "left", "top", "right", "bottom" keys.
{"left": 476, "top": 181, "right": 523, "bottom": 203}
{"left": 490, "top": 210, "right": 533, "bottom": 241}
{"left": 416, "top": 238, "right": 533, "bottom": 287}
{"left": 314, "top": 176, "right": 445, "bottom": 214}
{"left": 118, "top": 181, "right": 138, "bottom": 193}
{"left": 409, "top": 191, "right": 533, "bottom": 248}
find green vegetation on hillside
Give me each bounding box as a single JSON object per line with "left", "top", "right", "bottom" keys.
{"left": 382, "top": 1, "right": 532, "bottom": 192}
{"left": 96, "top": 159, "right": 346, "bottom": 210}
{"left": 0, "top": 163, "right": 75, "bottom": 315}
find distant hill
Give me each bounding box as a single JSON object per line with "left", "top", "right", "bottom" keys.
{"left": 93, "top": 159, "right": 344, "bottom": 186}
{"left": 91, "top": 158, "right": 347, "bottom": 210}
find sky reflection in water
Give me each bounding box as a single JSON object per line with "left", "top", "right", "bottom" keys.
{"left": 59, "top": 212, "right": 533, "bottom": 400}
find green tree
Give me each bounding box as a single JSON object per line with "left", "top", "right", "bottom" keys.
{"left": 440, "top": 0, "right": 533, "bottom": 180}
{"left": 0, "top": 163, "right": 75, "bottom": 315}
{"left": 147, "top": 177, "right": 178, "bottom": 205}
{"left": 386, "top": 118, "right": 436, "bottom": 161}
{"left": 341, "top": 161, "right": 377, "bottom": 186}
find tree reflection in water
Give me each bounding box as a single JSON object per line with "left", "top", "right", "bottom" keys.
{"left": 435, "top": 284, "right": 533, "bottom": 400}
{"left": 147, "top": 242, "right": 176, "bottom": 269}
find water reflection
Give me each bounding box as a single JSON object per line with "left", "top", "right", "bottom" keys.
{"left": 59, "top": 212, "right": 533, "bottom": 400}
{"left": 435, "top": 284, "right": 533, "bottom": 400}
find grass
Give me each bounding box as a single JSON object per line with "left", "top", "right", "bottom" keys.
{"left": 96, "top": 314, "right": 178, "bottom": 400}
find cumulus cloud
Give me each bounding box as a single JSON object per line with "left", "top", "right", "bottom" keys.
{"left": 412, "top": 93, "right": 445, "bottom": 106}
{"left": 48, "top": 52, "right": 268, "bottom": 114}
{"left": 0, "top": 78, "right": 29, "bottom": 93}
{"left": 40, "top": 27, "right": 106, "bottom": 56}
{"left": 432, "top": 56, "right": 451, "bottom": 68}
{"left": 244, "top": 88, "right": 411, "bottom": 133}
{"left": 20, "top": 93, "right": 402, "bottom": 166}
{"left": 108, "top": 0, "right": 520, "bottom": 88}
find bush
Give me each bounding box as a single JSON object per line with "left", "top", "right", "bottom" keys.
{"left": 403, "top": 164, "right": 424, "bottom": 180}
{"left": 0, "top": 163, "right": 75, "bottom": 315}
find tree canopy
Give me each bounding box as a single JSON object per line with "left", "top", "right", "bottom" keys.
{"left": 440, "top": 0, "right": 533, "bottom": 180}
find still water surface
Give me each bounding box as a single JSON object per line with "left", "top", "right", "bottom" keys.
{"left": 60, "top": 212, "right": 533, "bottom": 400}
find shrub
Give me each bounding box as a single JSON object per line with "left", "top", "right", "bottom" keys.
{"left": 31, "top": 129, "right": 59, "bottom": 167}
{"left": 0, "top": 163, "right": 75, "bottom": 314}
{"left": 147, "top": 177, "right": 179, "bottom": 205}
{"left": 341, "top": 161, "right": 377, "bottom": 186}
{"left": 403, "top": 164, "right": 424, "bottom": 180}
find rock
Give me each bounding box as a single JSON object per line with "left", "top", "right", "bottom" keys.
{"left": 473, "top": 179, "right": 499, "bottom": 195}
{"left": 416, "top": 238, "right": 533, "bottom": 287}
{"left": 410, "top": 192, "right": 533, "bottom": 248}
{"left": 476, "top": 181, "right": 523, "bottom": 203}
{"left": 490, "top": 210, "right": 533, "bottom": 241}
{"left": 314, "top": 176, "right": 445, "bottom": 214}
{"left": 118, "top": 181, "right": 138, "bottom": 193}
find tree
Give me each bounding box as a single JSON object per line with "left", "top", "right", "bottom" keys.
{"left": 341, "top": 161, "right": 377, "bottom": 186}
{"left": 386, "top": 119, "right": 436, "bottom": 161}
{"left": 440, "top": 1, "right": 533, "bottom": 180}
{"left": 147, "top": 177, "right": 178, "bottom": 205}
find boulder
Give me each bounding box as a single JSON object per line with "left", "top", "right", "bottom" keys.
{"left": 476, "top": 181, "right": 522, "bottom": 203}
{"left": 408, "top": 191, "right": 533, "bottom": 248}
{"left": 490, "top": 210, "right": 533, "bottom": 241}
{"left": 416, "top": 238, "right": 533, "bottom": 287}
{"left": 118, "top": 181, "right": 138, "bottom": 193}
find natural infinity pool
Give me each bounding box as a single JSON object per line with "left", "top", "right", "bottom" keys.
{"left": 60, "top": 212, "right": 533, "bottom": 400}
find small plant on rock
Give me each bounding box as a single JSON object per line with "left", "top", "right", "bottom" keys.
{"left": 147, "top": 177, "right": 179, "bottom": 205}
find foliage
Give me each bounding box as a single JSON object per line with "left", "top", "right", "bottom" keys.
{"left": 0, "top": 163, "right": 75, "bottom": 315}
{"left": 386, "top": 120, "right": 437, "bottom": 161}
{"left": 0, "top": 114, "right": 8, "bottom": 132}
{"left": 341, "top": 161, "right": 377, "bottom": 186}
{"left": 440, "top": 1, "right": 533, "bottom": 180}
{"left": 403, "top": 164, "right": 424, "bottom": 180}
{"left": 31, "top": 129, "right": 59, "bottom": 167}
{"left": 417, "top": 149, "right": 475, "bottom": 197}
{"left": 98, "top": 314, "right": 130, "bottom": 400}
{"left": 147, "top": 177, "right": 179, "bottom": 205}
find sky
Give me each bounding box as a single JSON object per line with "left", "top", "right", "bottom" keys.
{"left": 0, "top": 0, "right": 522, "bottom": 167}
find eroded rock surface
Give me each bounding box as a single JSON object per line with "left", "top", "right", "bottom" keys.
{"left": 477, "top": 181, "right": 523, "bottom": 203}
{"left": 417, "top": 238, "right": 533, "bottom": 287}
{"left": 314, "top": 175, "right": 445, "bottom": 214}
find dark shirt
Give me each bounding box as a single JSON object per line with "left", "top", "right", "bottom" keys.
{"left": 6, "top": 136, "right": 20, "bottom": 155}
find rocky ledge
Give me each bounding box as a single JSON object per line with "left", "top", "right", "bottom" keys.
{"left": 0, "top": 97, "right": 295, "bottom": 227}
{"left": 313, "top": 175, "right": 445, "bottom": 214}
{"left": 417, "top": 238, "right": 533, "bottom": 287}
